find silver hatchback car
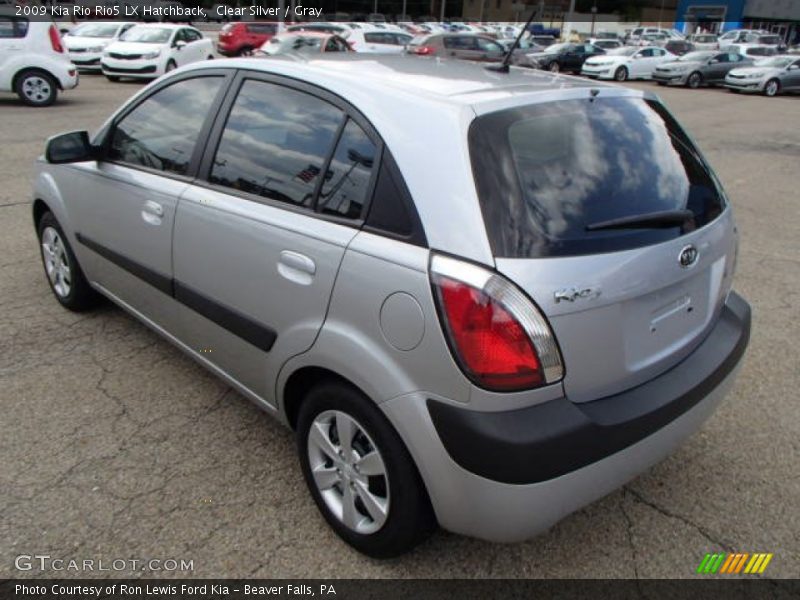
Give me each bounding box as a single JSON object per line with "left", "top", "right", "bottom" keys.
{"left": 33, "top": 56, "right": 750, "bottom": 557}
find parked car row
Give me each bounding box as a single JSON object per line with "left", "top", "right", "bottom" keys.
{"left": 3, "top": 12, "right": 798, "bottom": 106}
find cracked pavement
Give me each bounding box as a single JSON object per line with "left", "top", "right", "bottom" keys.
{"left": 1, "top": 77, "right": 798, "bottom": 579}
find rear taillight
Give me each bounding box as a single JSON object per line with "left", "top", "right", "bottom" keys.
{"left": 430, "top": 254, "right": 563, "bottom": 392}
{"left": 49, "top": 25, "right": 64, "bottom": 53}
{"left": 412, "top": 45, "right": 435, "bottom": 55}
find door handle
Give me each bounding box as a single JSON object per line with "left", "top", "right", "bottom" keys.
{"left": 278, "top": 250, "right": 316, "bottom": 285}
{"left": 141, "top": 200, "right": 163, "bottom": 225}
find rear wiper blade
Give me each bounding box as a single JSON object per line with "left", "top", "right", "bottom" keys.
{"left": 585, "top": 209, "right": 694, "bottom": 232}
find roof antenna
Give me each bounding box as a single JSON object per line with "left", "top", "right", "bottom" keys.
{"left": 486, "top": 2, "right": 541, "bottom": 74}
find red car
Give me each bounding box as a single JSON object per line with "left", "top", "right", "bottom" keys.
{"left": 217, "top": 22, "right": 286, "bottom": 57}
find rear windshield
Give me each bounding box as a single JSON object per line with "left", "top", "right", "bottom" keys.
{"left": 469, "top": 97, "right": 725, "bottom": 258}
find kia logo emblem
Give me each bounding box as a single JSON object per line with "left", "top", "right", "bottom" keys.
{"left": 679, "top": 244, "right": 699, "bottom": 268}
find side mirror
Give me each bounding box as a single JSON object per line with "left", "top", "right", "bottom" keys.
{"left": 46, "top": 131, "right": 98, "bottom": 164}
{"left": 174, "top": 40, "right": 187, "bottom": 50}
{"left": 709, "top": 58, "right": 719, "bottom": 64}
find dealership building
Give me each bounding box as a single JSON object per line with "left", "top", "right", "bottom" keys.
{"left": 675, "top": 0, "right": 800, "bottom": 43}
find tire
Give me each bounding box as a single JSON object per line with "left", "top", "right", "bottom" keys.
{"left": 548, "top": 61, "right": 560, "bottom": 73}
{"left": 728, "top": 88, "right": 740, "bottom": 94}
{"left": 206, "top": 54, "right": 214, "bottom": 60}
{"left": 237, "top": 46, "right": 254, "bottom": 57}
{"left": 15, "top": 70, "right": 58, "bottom": 107}
{"left": 656, "top": 81, "right": 667, "bottom": 86}
{"left": 37, "top": 212, "right": 100, "bottom": 312}
{"left": 105, "top": 75, "right": 121, "bottom": 82}
{"left": 296, "top": 381, "right": 436, "bottom": 558}
{"left": 165, "top": 59, "right": 177, "bottom": 73}
{"left": 764, "top": 78, "right": 780, "bottom": 97}
{"left": 614, "top": 66, "right": 628, "bottom": 82}
{"left": 687, "top": 71, "right": 703, "bottom": 89}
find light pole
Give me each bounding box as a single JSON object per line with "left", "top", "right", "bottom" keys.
{"left": 658, "top": 0, "right": 665, "bottom": 29}
{"left": 440, "top": 0, "right": 445, "bottom": 22}
{"left": 590, "top": 2, "right": 597, "bottom": 36}
{"left": 563, "top": 0, "right": 576, "bottom": 42}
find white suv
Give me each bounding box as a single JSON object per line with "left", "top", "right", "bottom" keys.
{"left": 0, "top": 12, "right": 78, "bottom": 106}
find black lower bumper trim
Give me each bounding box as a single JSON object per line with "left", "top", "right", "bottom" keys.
{"left": 428, "top": 292, "right": 751, "bottom": 485}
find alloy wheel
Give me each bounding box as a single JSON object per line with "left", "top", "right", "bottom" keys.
{"left": 22, "top": 76, "right": 52, "bottom": 105}
{"left": 307, "top": 410, "right": 389, "bottom": 535}
{"left": 41, "top": 226, "right": 72, "bottom": 298}
{"left": 765, "top": 80, "right": 779, "bottom": 97}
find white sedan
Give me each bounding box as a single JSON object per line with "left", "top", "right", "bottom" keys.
{"left": 348, "top": 29, "right": 413, "bottom": 54}
{"left": 581, "top": 46, "right": 675, "bottom": 81}
{"left": 101, "top": 24, "right": 214, "bottom": 82}
{"left": 64, "top": 21, "right": 136, "bottom": 72}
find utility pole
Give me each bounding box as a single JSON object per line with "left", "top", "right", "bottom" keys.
{"left": 658, "top": 0, "right": 665, "bottom": 28}
{"left": 440, "top": 0, "right": 445, "bottom": 22}
{"left": 563, "top": 0, "right": 576, "bottom": 41}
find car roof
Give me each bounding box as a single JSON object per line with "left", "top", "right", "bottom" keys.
{"left": 129, "top": 23, "right": 190, "bottom": 30}
{"left": 184, "top": 54, "right": 617, "bottom": 108}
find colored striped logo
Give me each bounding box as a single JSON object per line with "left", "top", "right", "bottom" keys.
{"left": 697, "top": 553, "right": 773, "bottom": 575}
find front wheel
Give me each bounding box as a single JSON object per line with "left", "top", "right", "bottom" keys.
{"left": 165, "top": 59, "right": 177, "bottom": 73}
{"left": 237, "top": 46, "right": 254, "bottom": 57}
{"left": 105, "top": 75, "right": 121, "bottom": 82}
{"left": 37, "top": 212, "right": 100, "bottom": 311}
{"left": 548, "top": 62, "right": 560, "bottom": 73}
{"left": 687, "top": 71, "right": 703, "bottom": 89}
{"left": 297, "top": 381, "right": 436, "bottom": 558}
{"left": 614, "top": 66, "right": 628, "bottom": 81}
{"left": 764, "top": 78, "right": 780, "bottom": 97}
{"left": 15, "top": 70, "right": 58, "bottom": 107}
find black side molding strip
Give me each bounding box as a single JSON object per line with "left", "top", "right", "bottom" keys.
{"left": 76, "top": 233, "right": 276, "bottom": 353}
{"left": 174, "top": 280, "right": 276, "bottom": 353}
{"left": 428, "top": 292, "right": 751, "bottom": 485}
{"left": 76, "top": 233, "right": 173, "bottom": 296}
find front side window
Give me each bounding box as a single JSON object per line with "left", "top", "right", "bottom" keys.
{"left": 184, "top": 29, "right": 202, "bottom": 42}
{"left": 469, "top": 97, "right": 725, "bottom": 258}
{"left": 209, "top": 80, "right": 344, "bottom": 209}
{"left": 108, "top": 76, "right": 223, "bottom": 175}
{"left": 317, "top": 119, "right": 377, "bottom": 219}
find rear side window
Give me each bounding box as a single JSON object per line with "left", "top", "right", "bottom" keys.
{"left": 108, "top": 76, "right": 223, "bottom": 175}
{"left": 209, "top": 80, "right": 344, "bottom": 208}
{"left": 469, "top": 97, "right": 725, "bottom": 258}
{"left": 317, "top": 119, "right": 376, "bottom": 219}
{"left": 0, "top": 16, "right": 29, "bottom": 38}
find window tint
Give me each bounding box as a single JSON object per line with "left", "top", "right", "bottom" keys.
{"left": 469, "top": 97, "right": 725, "bottom": 258}
{"left": 184, "top": 28, "right": 202, "bottom": 42}
{"left": 317, "top": 119, "right": 376, "bottom": 219}
{"left": 108, "top": 76, "right": 223, "bottom": 175}
{"left": 247, "top": 23, "right": 277, "bottom": 34}
{"left": 209, "top": 80, "right": 344, "bottom": 208}
{"left": 364, "top": 32, "right": 389, "bottom": 44}
{"left": 0, "top": 16, "right": 28, "bottom": 38}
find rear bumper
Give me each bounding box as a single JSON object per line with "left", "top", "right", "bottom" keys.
{"left": 383, "top": 291, "right": 750, "bottom": 542}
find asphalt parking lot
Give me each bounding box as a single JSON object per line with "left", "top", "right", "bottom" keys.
{"left": 1, "top": 71, "right": 798, "bottom": 579}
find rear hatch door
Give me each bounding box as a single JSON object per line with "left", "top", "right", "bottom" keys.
{"left": 469, "top": 93, "right": 737, "bottom": 402}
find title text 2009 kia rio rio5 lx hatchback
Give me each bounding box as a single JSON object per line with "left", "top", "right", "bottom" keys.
{"left": 33, "top": 55, "right": 750, "bottom": 558}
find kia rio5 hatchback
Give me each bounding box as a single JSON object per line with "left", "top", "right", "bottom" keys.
{"left": 33, "top": 56, "right": 750, "bottom": 557}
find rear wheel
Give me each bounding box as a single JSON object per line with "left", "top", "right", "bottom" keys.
{"left": 37, "top": 212, "right": 100, "bottom": 311}
{"left": 237, "top": 46, "right": 254, "bottom": 57}
{"left": 296, "top": 381, "right": 436, "bottom": 558}
{"left": 687, "top": 71, "right": 703, "bottom": 89}
{"left": 614, "top": 66, "right": 628, "bottom": 81}
{"left": 15, "top": 70, "right": 58, "bottom": 107}
{"left": 764, "top": 78, "right": 780, "bottom": 97}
